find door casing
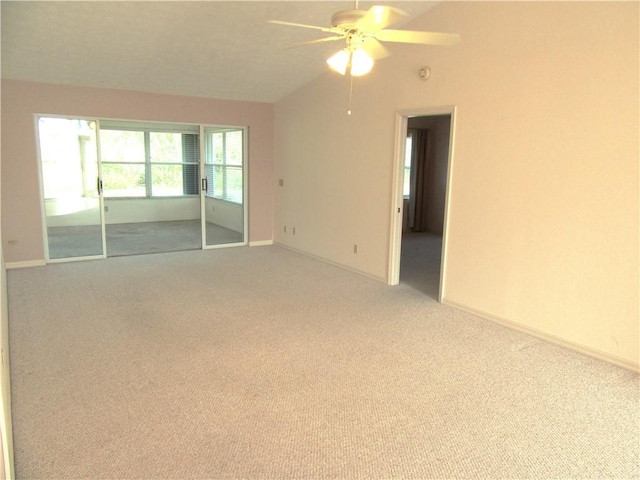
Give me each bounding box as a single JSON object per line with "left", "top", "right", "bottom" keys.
{"left": 388, "top": 106, "right": 457, "bottom": 303}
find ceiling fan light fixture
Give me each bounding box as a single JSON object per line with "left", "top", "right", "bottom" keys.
{"left": 327, "top": 49, "right": 350, "bottom": 75}
{"left": 327, "top": 48, "right": 373, "bottom": 76}
{"left": 350, "top": 48, "right": 373, "bottom": 76}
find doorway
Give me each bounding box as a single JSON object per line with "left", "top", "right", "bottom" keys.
{"left": 388, "top": 107, "right": 456, "bottom": 301}
{"left": 36, "top": 116, "right": 248, "bottom": 262}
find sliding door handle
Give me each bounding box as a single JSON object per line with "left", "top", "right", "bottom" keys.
{"left": 97, "top": 178, "right": 103, "bottom": 194}
{"left": 202, "top": 178, "right": 208, "bottom": 192}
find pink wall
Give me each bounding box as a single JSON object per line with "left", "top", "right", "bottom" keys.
{"left": 1, "top": 80, "right": 274, "bottom": 263}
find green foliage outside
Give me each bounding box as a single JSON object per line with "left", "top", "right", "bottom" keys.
{"left": 101, "top": 130, "right": 198, "bottom": 197}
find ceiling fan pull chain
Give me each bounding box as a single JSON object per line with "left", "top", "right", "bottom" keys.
{"left": 347, "top": 74, "right": 354, "bottom": 115}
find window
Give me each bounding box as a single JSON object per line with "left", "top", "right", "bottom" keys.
{"left": 204, "top": 128, "right": 244, "bottom": 204}
{"left": 100, "top": 122, "right": 200, "bottom": 197}
{"left": 404, "top": 131, "right": 414, "bottom": 198}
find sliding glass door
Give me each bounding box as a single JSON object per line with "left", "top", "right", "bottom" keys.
{"left": 202, "top": 127, "right": 246, "bottom": 247}
{"left": 37, "top": 117, "right": 105, "bottom": 260}
{"left": 37, "top": 117, "right": 248, "bottom": 262}
{"left": 99, "top": 121, "right": 202, "bottom": 256}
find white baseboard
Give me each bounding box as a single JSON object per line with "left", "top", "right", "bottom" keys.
{"left": 443, "top": 299, "right": 639, "bottom": 373}
{"left": 249, "top": 240, "right": 273, "bottom": 247}
{"left": 273, "top": 242, "right": 386, "bottom": 284}
{"left": 5, "top": 260, "right": 46, "bottom": 270}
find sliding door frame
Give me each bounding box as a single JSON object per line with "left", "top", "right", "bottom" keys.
{"left": 35, "top": 113, "right": 107, "bottom": 263}
{"left": 200, "top": 124, "right": 249, "bottom": 249}
{"left": 36, "top": 115, "right": 250, "bottom": 261}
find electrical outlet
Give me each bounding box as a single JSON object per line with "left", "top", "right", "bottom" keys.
{"left": 353, "top": 244, "right": 358, "bottom": 254}
{"left": 7, "top": 240, "right": 17, "bottom": 247}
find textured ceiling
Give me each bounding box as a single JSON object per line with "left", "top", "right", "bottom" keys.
{"left": 1, "top": 1, "right": 437, "bottom": 103}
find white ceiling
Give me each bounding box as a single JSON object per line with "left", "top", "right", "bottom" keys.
{"left": 1, "top": 1, "right": 437, "bottom": 103}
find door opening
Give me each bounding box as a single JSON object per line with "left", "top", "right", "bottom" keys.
{"left": 388, "top": 107, "right": 456, "bottom": 302}
{"left": 36, "top": 115, "right": 248, "bottom": 262}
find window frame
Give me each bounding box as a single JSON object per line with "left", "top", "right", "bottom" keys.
{"left": 99, "top": 121, "right": 200, "bottom": 199}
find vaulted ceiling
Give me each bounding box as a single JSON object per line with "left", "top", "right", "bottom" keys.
{"left": 1, "top": 1, "right": 437, "bottom": 103}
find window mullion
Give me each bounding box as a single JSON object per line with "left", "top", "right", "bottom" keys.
{"left": 222, "top": 132, "right": 227, "bottom": 200}
{"left": 144, "top": 131, "right": 152, "bottom": 197}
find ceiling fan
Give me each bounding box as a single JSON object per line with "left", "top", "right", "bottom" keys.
{"left": 269, "top": 2, "right": 461, "bottom": 77}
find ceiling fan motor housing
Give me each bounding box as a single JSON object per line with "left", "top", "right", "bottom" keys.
{"left": 331, "top": 10, "right": 367, "bottom": 29}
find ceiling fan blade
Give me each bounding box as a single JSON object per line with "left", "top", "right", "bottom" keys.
{"left": 375, "top": 29, "right": 461, "bottom": 46}
{"left": 268, "top": 20, "right": 332, "bottom": 33}
{"left": 355, "top": 5, "right": 408, "bottom": 33}
{"left": 361, "top": 38, "right": 391, "bottom": 60}
{"left": 285, "top": 36, "right": 345, "bottom": 49}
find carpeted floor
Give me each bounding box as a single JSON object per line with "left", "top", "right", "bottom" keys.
{"left": 7, "top": 239, "right": 639, "bottom": 479}
{"left": 400, "top": 232, "right": 442, "bottom": 300}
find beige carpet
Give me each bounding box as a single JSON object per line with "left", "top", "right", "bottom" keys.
{"left": 7, "top": 243, "right": 639, "bottom": 479}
